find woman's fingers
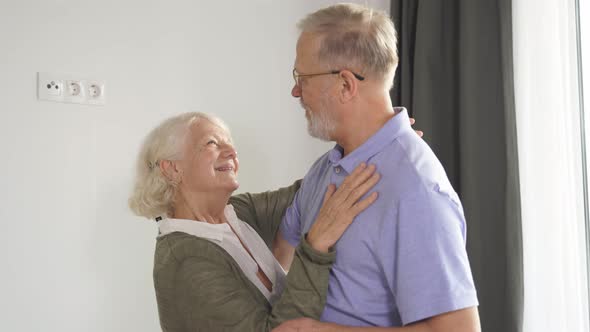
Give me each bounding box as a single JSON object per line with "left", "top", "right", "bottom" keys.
{"left": 307, "top": 165, "right": 380, "bottom": 252}
{"left": 326, "top": 164, "right": 364, "bottom": 205}
{"left": 322, "top": 184, "right": 336, "bottom": 205}
{"left": 351, "top": 191, "right": 379, "bottom": 215}
{"left": 335, "top": 163, "right": 367, "bottom": 193}
{"left": 409, "top": 117, "right": 424, "bottom": 137}
{"left": 336, "top": 164, "right": 376, "bottom": 200}
{"left": 343, "top": 171, "right": 380, "bottom": 206}
{"left": 326, "top": 163, "right": 379, "bottom": 210}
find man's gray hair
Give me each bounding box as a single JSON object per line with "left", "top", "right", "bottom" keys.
{"left": 128, "top": 112, "right": 230, "bottom": 219}
{"left": 298, "top": 3, "right": 398, "bottom": 82}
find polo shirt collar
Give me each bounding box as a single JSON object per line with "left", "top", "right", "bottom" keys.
{"left": 328, "top": 107, "right": 411, "bottom": 174}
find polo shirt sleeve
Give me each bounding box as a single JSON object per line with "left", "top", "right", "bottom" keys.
{"left": 392, "top": 187, "right": 479, "bottom": 325}
{"left": 279, "top": 186, "right": 304, "bottom": 247}
{"left": 229, "top": 180, "right": 302, "bottom": 247}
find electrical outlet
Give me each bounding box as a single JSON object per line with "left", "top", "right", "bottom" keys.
{"left": 64, "top": 80, "right": 86, "bottom": 104}
{"left": 47, "top": 81, "right": 63, "bottom": 96}
{"left": 37, "top": 72, "right": 106, "bottom": 106}
{"left": 67, "top": 81, "right": 82, "bottom": 96}
{"left": 86, "top": 81, "right": 106, "bottom": 105}
{"left": 37, "top": 73, "right": 64, "bottom": 102}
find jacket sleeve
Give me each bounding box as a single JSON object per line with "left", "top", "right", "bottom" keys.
{"left": 229, "top": 180, "right": 302, "bottom": 247}
{"left": 175, "top": 237, "right": 334, "bottom": 331}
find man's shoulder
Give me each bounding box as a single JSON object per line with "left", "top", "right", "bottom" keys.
{"left": 300, "top": 150, "right": 333, "bottom": 183}
{"left": 372, "top": 133, "right": 457, "bottom": 198}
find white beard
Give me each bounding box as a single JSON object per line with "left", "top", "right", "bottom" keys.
{"left": 302, "top": 100, "right": 335, "bottom": 141}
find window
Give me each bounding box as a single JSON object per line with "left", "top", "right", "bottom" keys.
{"left": 514, "top": 0, "right": 589, "bottom": 331}
{"left": 579, "top": 0, "right": 590, "bottom": 325}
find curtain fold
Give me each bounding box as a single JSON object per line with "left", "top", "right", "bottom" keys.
{"left": 390, "top": 1, "right": 523, "bottom": 331}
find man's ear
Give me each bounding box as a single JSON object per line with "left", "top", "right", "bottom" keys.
{"left": 159, "top": 160, "right": 182, "bottom": 185}
{"left": 338, "top": 70, "right": 359, "bottom": 103}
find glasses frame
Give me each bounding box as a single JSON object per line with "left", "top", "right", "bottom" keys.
{"left": 292, "top": 68, "right": 365, "bottom": 87}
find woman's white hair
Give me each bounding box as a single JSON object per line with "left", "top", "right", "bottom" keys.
{"left": 298, "top": 3, "right": 398, "bottom": 83}
{"left": 128, "top": 112, "right": 230, "bottom": 219}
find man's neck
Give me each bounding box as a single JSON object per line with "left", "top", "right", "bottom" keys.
{"left": 335, "top": 99, "right": 396, "bottom": 156}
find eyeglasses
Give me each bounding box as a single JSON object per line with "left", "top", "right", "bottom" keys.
{"left": 292, "top": 68, "right": 365, "bottom": 87}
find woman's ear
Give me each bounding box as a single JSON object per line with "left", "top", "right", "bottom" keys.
{"left": 159, "top": 160, "right": 182, "bottom": 185}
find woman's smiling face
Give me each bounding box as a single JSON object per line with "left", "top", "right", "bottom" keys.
{"left": 178, "top": 118, "right": 239, "bottom": 194}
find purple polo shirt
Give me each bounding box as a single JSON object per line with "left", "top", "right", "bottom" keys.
{"left": 280, "top": 108, "right": 478, "bottom": 326}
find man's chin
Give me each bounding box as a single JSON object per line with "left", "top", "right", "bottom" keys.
{"left": 307, "top": 127, "right": 331, "bottom": 141}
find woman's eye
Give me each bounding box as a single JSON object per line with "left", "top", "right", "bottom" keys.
{"left": 207, "top": 140, "right": 218, "bottom": 146}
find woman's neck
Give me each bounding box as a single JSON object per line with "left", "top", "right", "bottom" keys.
{"left": 172, "top": 189, "right": 232, "bottom": 224}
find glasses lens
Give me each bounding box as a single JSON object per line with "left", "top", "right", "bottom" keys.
{"left": 292, "top": 69, "right": 298, "bottom": 86}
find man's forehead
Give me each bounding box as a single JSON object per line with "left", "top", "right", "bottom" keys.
{"left": 295, "top": 32, "right": 322, "bottom": 65}
{"left": 297, "top": 32, "right": 321, "bottom": 46}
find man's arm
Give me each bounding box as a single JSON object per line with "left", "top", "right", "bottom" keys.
{"left": 414, "top": 307, "right": 480, "bottom": 332}
{"left": 273, "top": 230, "right": 296, "bottom": 271}
{"left": 229, "top": 180, "right": 301, "bottom": 247}
{"left": 273, "top": 307, "right": 481, "bottom": 332}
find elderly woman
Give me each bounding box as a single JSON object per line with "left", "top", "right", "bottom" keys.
{"left": 128, "top": 112, "right": 379, "bottom": 331}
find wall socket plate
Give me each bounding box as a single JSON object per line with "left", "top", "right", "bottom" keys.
{"left": 37, "top": 72, "right": 106, "bottom": 106}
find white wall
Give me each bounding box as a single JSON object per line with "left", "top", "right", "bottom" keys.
{"left": 0, "top": 1, "right": 390, "bottom": 331}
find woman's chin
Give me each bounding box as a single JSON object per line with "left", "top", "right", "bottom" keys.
{"left": 214, "top": 173, "right": 239, "bottom": 193}
{"left": 225, "top": 179, "right": 239, "bottom": 192}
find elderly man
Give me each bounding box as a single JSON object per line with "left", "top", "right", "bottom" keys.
{"left": 273, "top": 3, "right": 481, "bottom": 331}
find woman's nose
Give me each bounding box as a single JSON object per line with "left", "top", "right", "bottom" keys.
{"left": 221, "top": 143, "right": 237, "bottom": 158}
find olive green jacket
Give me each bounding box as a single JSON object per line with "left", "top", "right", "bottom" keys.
{"left": 153, "top": 181, "right": 335, "bottom": 332}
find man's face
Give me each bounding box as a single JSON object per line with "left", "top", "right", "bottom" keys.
{"left": 292, "top": 33, "right": 338, "bottom": 141}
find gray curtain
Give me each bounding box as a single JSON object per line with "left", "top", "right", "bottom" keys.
{"left": 389, "top": 1, "right": 523, "bottom": 332}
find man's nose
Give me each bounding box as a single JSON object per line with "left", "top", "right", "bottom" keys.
{"left": 291, "top": 84, "right": 301, "bottom": 98}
